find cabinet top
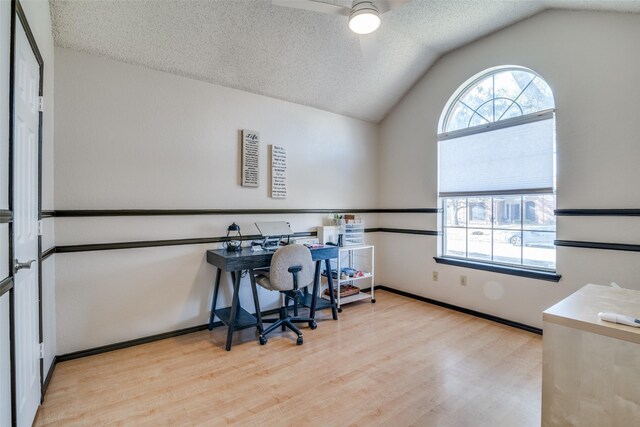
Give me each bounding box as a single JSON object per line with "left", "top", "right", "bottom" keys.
{"left": 543, "top": 284, "right": 640, "bottom": 344}
{"left": 339, "top": 244, "right": 374, "bottom": 251}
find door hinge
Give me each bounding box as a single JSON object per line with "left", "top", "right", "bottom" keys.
{"left": 38, "top": 96, "right": 44, "bottom": 112}
{"left": 39, "top": 342, "right": 44, "bottom": 359}
{"left": 38, "top": 220, "right": 43, "bottom": 236}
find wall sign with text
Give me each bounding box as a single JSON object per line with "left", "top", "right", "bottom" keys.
{"left": 241, "top": 130, "right": 259, "bottom": 187}
{"left": 271, "top": 145, "right": 287, "bottom": 199}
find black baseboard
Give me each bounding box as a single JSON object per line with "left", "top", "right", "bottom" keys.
{"left": 376, "top": 286, "right": 542, "bottom": 335}
{"left": 41, "top": 356, "right": 56, "bottom": 401}
{"left": 56, "top": 308, "right": 282, "bottom": 363}
{"left": 57, "top": 324, "right": 211, "bottom": 363}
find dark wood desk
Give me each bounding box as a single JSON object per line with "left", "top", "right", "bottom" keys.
{"left": 206, "top": 245, "right": 339, "bottom": 351}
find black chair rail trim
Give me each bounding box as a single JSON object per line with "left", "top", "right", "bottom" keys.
{"left": 47, "top": 228, "right": 439, "bottom": 254}
{"left": 555, "top": 209, "right": 640, "bottom": 216}
{"left": 52, "top": 208, "right": 440, "bottom": 217}
{"left": 42, "top": 247, "right": 56, "bottom": 260}
{"left": 0, "top": 276, "right": 13, "bottom": 297}
{"left": 376, "top": 228, "right": 441, "bottom": 236}
{"left": 55, "top": 232, "right": 314, "bottom": 253}
{"left": 44, "top": 235, "right": 640, "bottom": 257}
{"left": 0, "top": 210, "right": 12, "bottom": 223}
{"left": 555, "top": 240, "right": 640, "bottom": 252}
{"left": 44, "top": 208, "right": 640, "bottom": 217}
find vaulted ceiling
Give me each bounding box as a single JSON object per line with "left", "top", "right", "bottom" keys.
{"left": 50, "top": 0, "right": 640, "bottom": 123}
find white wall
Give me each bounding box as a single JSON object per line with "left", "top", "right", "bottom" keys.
{"left": 54, "top": 48, "right": 379, "bottom": 354}
{"left": 377, "top": 10, "right": 640, "bottom": 328}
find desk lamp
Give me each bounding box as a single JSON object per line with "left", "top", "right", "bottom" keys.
{"left": 225, "top": 222, "right": 242, "bottom": 252}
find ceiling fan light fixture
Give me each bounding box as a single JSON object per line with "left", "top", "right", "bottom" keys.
{"left": 348, "top": 2, "right": 381, "bottom": 35}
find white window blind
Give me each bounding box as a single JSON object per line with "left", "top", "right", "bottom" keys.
{"left": 438, "top": 116, "right": 554, "bottom": 196}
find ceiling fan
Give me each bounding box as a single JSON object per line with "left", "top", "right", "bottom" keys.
{"left": 272, "top": 0, "right": 410, "bottom": 34}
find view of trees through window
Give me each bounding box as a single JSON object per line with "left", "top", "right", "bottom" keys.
{"left": 444, "top": 68, "right": 554, "bottom": 133}
{"left": 443, "top": 195, "right": 556, "bottom": 270}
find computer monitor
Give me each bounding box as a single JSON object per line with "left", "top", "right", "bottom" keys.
{"left": 255, "top": 221, "right": 293, "bottom": 238}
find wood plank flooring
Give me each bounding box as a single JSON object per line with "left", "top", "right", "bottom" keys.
{"left": 35, "top": 291, "right": 542, "bottom": 426}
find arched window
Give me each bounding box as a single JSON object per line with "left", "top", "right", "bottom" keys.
{"left": 438, "top": 67, "right": 556, "bottom": 272}
{"left": 442, "top": 67, "right": 554, "bottom": 133}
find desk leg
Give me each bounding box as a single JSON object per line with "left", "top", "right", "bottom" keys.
{"left": 309, "top": 261, "right": 321, "bottom": 320}
{"left": 225, "top": 271, "right": 242, "bottom": 351}
{"left": 208, "top": 268, "right": 221, "bottom": 330}
{"left": 248, "top": 269, "right": 263, "bottom": 334}
{"left": 325, "top": 258, "right": 338, "bottom": 320}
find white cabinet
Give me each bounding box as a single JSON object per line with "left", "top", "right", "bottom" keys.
{"left": 542, "top": 284, "right": 640, "bottom": 426}
{"left": 322, "top": 245, "right": 375, "bottom": 311}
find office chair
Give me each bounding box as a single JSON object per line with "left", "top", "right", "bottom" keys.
{"left": 254, "top": 244, "right": 316, "bottom": 345}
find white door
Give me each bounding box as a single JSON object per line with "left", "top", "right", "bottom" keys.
{"left": 13, "top": 16, "right": 41, "bottom": 427}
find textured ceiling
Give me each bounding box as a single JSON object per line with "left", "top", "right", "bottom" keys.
{"left": 50, "top": 0, "right": 640, "bottom": 123}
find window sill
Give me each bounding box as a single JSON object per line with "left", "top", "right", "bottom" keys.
{"left": 433, "top": 257, "right": 561, "bottom": 282}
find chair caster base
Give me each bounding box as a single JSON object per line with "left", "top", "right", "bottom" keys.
{"left": 309, "top": 321, "right": 317, "bottom": 330}
{"left": 296, "top": 336, "right": 303, "bottom": 345}
{"left": 371, "top": 298, "right": 376, "bottom": 303}
{"left": 259, "top": 336, "right": 267, "bottom": 345}
{"left": 338, "top": 307, "right": 343, "bottom": 313}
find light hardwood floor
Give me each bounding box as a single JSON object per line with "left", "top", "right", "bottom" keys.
{"left": 35, "top": 290, "right": 542, "bottom": 426}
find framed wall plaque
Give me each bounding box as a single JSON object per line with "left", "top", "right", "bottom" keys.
{"left": 241, "top": 130, "right": 259, "bottom": 187}
{"left": 270, "top": 145, "right": 287, "bottom": 199}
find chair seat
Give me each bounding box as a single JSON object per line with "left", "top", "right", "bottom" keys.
{"left": 255, "top": 273, "right": 277, "bottom": 291}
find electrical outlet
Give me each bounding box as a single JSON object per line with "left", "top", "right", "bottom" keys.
{"left": 432, "top": 271, "right": 439, "bottom": 282}
{"left": 460, "top": 275, "right": 467, "bottom": 286}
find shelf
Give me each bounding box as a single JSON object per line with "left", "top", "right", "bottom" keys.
{"left": 339, "top": 272, "right": 372, "bottom": 283}
{"left": 298, "top": 291, "right": 336, "bottom": 311}
{"left": 339, "top": 244, "right": 374, "bottom": 251}
{"left": 331, "top": 241, "right": 374, "bottom": 308}
{"left": 213, "top": 307, "right": 259, "bottom": 330}
{"left": 322, "top": 291, "right": 372, "bottom": 305}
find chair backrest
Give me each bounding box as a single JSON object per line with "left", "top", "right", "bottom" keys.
{"left": 268, "top": 244, "right": 314, "bottom": 291}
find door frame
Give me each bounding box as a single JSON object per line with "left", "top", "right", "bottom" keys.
{"left": 8, "top": 0, "right": 44, "bottom": 424}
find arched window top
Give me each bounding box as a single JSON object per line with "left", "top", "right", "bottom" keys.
{"left": 441, "top": 67, "right": 554, "bottom": 133}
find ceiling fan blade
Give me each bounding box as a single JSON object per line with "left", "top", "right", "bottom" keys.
{"left": 272, "top": 0, "right": 350, "bottom": 16}
{"left": 372, "top": 0, "right": 411, "bottom": 15}
{"left": 359, "top": 32, "right": 378, "bottom": 66}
